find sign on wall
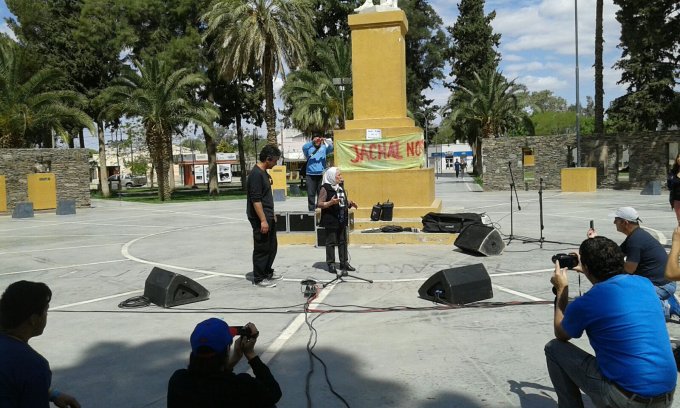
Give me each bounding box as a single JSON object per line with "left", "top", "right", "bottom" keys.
{"left": 336, "top": 133, "right": 425, "bottom": 171}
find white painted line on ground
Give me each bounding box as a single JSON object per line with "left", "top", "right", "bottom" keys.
{"left": 493, "top": 284, "right": 546, "bottom": 302}
{"left": 0, "top": 259, "right": 131, "bottom": 277}
{"left": 260, "top": 283, "right": 336, "bottom": 365}
{"left": 0, "top": 243, "right": 127, "bottom": 256}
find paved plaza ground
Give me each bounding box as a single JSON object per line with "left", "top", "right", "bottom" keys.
{"left": 2, "top": 174, "right": 680, "bottom": 408}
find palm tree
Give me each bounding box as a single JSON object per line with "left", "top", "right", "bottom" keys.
{"left": 280, "top": 38, "right": 352, "bottom": 132}
{"left": 594, "top": 0, "right": 604, "bottom": 136}
{"left": 203, "top": 0, "right": 314, "bottom": 144}
{"left": 442, "top": 69, "right": 534, "bottom": 175}
{"left": 0, "top": 40, "right": 93, "bottom": 148}
{"left": 103, "top": 58, "right": 219, "bottom": 201}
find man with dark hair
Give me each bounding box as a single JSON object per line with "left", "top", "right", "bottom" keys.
{"left": 0, "top": 280, "right": 81, "bottom": 408}
{"left": 167, "top": 318, "right": 281, "bottom": 407}
{"left": 247, "top": 144, "right": 283, "bottom": 288}
{"left": 546, "top": 236, "right": 676, "bottom": 407}
{"left": 589, "top": 206, "right": 680, "bottom": 318}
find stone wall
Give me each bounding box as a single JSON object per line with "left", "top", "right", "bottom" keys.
{"left": 482, "top": 131, "right": 680, "bottom": 191}
{"left": 0, "top": 149, "right": 91, "bottom": 210}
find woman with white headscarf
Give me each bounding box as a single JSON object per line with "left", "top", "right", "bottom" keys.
{"left": 317, "top": 167, "right": 358, "bottom": 274}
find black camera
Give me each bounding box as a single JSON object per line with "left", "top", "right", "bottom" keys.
{"left": 552, "top": 253, "right": 579, "bottom": 269}
{"left": 230, "top": 325, "right": 258, "bottom": 339}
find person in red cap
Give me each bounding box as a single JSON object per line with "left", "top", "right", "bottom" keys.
{"left": 167, "top": 318, "right": 281, "bottom": 407}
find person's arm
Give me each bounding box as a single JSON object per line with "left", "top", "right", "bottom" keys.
{"left": 623, "top": 261, "right": 638, "bottom": 274}
{"left": 324, "top": 138, "right": 333, "bottom": 154}
{"left": 51, "top": 391, "right": 81, "bottom": 408}
{"left": 551, "top": 261, "right": 572, "bottom": 341}
{"left": 302, "top": 142, "right": 312, "bottom": 159}
{"left": 236, "top": 324, "right": 283, "bottom": 406}
{"left": 253, "top": 202, "right": 269, "bottom": 234}
{"left": 248, "top": 172, "right": 269, "bottom": 234}
{"left": 317, "top": 188, "right": 339, "bottom": 209}
{"left": 666, "top": 227, "right": 680, "bottom": 280}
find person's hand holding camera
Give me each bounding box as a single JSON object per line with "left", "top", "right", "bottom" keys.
{"left": 239, "top": 322, "right": 259, "bottom": 361}
{"left": 551, "top": 259, "right": 569, "bottom": 296}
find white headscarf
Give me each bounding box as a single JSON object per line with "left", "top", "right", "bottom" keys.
{"left": 323, "top": 167, "right": 339, "bottom": 191}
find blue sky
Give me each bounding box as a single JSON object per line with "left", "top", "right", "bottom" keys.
{"left": 1, "top": 0, "right": 625, "bottom": 123}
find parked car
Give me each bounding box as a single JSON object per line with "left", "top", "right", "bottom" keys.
{"left": 107, "top": 174, "right": 147, "bottom": 188}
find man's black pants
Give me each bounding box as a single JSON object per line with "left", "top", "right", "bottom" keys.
{"left": 249, "top": 218, "right": 277, "bottom": 283}
{"left": 306, "top": 174, "right": 323, "bottom": 211}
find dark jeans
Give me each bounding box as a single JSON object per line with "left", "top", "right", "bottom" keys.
{"left": 325, "top": 227, "right": 348, "bottom": 265}
{"left": 545, "top": 339, "right": 674, "bottom": 408}
{"left": 306, "top": 174, "right": 323, "bottom": 211}
{"left": 249, "top": 218, "right": 277, "bottom": 283}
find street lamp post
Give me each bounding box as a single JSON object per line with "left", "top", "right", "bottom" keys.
{"left": 332, "top": 77, "right": 351, "bottom": 128}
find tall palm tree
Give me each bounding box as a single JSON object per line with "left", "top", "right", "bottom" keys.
{"left": 103, "top": 58, "right": 219, "bottom": 201}
{"left": 594, "top": 0, "right": 604, "bottom": 136}
{"left": 203, "top": 0, "right": 314, "bottom": 144}
{"left": 0, "top": 40, "right": 93, "bottom": 148}
{"left": 280, "top": 38, "right": 352, "bottom": 132}
{"left": 443, "top": 69, "right": 534, "bottom": 175}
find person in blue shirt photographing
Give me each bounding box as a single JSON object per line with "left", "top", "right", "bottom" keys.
{"left": 302, "top": 134, "right": 333, "bottom": 212}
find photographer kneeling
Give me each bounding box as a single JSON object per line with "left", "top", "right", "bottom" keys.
{"left": 546, "top": 236, "right": 676, "bottom": 407}
{"left": 167, "top": 319, "right": 282, "bottom": 407}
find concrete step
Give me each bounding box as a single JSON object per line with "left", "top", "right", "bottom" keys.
{"left": 354, "top": 218, "right": 423, "bottom": 230}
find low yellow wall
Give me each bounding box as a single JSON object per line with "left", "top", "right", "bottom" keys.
{"left": 27, "top": 173, "right": 57, "bottom": 210}
{"left": 269, "top": 165, "right": 287, "bottom": 196}
{"left": 561, "top": 167, "right": 597, "bottom": 192}
{"left": 0, "top": 175, "right": 6, "bottom": 212}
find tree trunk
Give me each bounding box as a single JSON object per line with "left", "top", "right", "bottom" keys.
{"left": 263, "top": 48, "right": 277, "bottom": 145}
{"left": 205, "top": 130, "right": 219, "bottom": 196}
{"left": 474, "top": 140, "right": 483, "bottom": 176}
{"left": 594, "top": 0, "right": 604, "bottom": 136}
{"left": 236, "top": 114, "right": 248, "bottom": 192}
{"left": 79, "top": 128, "right": 85, "bottom": 148}
{"left": 166, "top": 135, "right": 175, "bottom": 196}
{"left": 97, "top": 121, "right": 111, "bottom": 198}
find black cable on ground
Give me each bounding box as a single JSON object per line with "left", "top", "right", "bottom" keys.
{"left": 118, "top": 296, "right": 151, "bottom": 308}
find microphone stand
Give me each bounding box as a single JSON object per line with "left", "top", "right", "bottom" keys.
{"left": 507, "top": 161, "right": 522, "bottom": 245}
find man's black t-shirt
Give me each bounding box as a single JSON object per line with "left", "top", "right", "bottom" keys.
{"left": 246, "top": 165, "right": 274, "bottom": 220}
{"left": 167, "top": 356, "right": 281, "bottom": 408}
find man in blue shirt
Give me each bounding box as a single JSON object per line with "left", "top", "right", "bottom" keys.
{"left": 546, "top": 236, "right": 676, "bottom": 407}
{"left": 302, "top": 135, "right": 333, "bottom": 211}
{"left": 0, "top": 281, "right": 80, "bottom": 407}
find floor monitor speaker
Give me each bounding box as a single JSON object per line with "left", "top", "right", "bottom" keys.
{"left": 454, "top": 224, "right": 505, "bottom": 256}
{"left": 144, "top": 267, "right": 210, "bottom": 308}
{"left": 418, "top": 264, "right": 493, "bottom": 305}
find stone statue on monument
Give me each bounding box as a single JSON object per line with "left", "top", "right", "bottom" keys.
{"left": 354, "top": 0, "right": 399, "bottom": 14}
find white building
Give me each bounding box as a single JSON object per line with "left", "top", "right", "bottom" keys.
{"left": 427, "top": 143, "right": 474, "bottom": 175}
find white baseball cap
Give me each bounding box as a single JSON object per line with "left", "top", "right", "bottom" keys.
{"left": 609, "top": 207, "right": 641, "bottom": 223}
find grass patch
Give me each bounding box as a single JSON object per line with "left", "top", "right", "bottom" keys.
{"left": 473, "top": 175, "right": 483, "bottom": 187}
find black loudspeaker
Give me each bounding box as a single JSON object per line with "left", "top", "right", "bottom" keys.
{"left": 454, "top": 224, "right": 505, "bottom": 256}
{"left": 275, "top": 212, "right": 287, "bottom": 232}
{"left": 418, "top": 264, "right": 493, "bottom": 305}
{"left": 144, "top": 267, "right": 210, "bottom": 308}
{"left": 289, "top": 212, "right": 316, "bottom": 232}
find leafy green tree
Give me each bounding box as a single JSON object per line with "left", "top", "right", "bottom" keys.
{"left": 442, "top": 70, "right": 533, "bottom": 175}
{"left": 0, "top": 39, "right": 93, "bottom": 148}
{"left": 203, "top": 0, "right": 315, "bottom": 144}
{"left": 445, "top": 0, "right": 501, "bottom": 90}
{"left": 103, "top": 58, "right": 219, "bottom": 201}
{"left": 609, "top": 0, "right": 680, "bottom": 131}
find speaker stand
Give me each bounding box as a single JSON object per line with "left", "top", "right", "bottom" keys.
{"left": 506, "top": 162, "right": 547, "bottom": 247}
{"left": 323, "top": 270, "right": 373, "bottom": 287}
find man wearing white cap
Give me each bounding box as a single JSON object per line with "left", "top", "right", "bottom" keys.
{"left": 589, "top": 206, "right": 680, "bottom": 318}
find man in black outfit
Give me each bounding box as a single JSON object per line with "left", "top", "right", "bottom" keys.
{"left": 167, "top": 318, "right": 282, "bottom": 407}
{"left": 247, "top": 145, "right": 282, "bottom": 288}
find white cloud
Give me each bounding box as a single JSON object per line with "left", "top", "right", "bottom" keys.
{"left": 0, "top": 21, "right": 16, "bottom": 41}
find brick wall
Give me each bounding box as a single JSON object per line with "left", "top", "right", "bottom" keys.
{"left": 482, "top": 131, "right": 680, "bottom": 191}
{"left": 0, "top": 149, "right": 91, "bottom": 210}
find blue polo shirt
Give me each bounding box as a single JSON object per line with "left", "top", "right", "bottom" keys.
{"left": 562, "top": 274, "right": 676, "bottom": 397}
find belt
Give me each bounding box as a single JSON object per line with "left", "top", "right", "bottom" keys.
{"left": 614, "top": 383, "right": 673, "bottom": 404}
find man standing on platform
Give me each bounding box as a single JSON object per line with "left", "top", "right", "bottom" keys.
{"left": 302, "top": 134, "right": 333, "bottom": 211}
{"left": 247, "top": 145, "right": 282, "bottom": 288}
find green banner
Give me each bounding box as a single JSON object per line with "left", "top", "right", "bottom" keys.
{"left": 336, "top": 133, "right": 425, "bottom": 171}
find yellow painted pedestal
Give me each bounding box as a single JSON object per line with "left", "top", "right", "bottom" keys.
{"left": 561, "top": 167, "right": 597, "bottom": 192}
{"left": 334, "top": 10, "right": 440, "bottom": 218}
{"left": 269, "top": 165, "right": 287, "bottom": 196}
{"left": 0, "top": 175, "right": 6, "bottom": 212}
{"left": 27, "top": 173, "right": 57, "bottom": 210}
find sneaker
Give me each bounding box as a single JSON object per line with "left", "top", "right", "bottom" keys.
{"left": 253, "top": 279, "right": 276, "bottom": 288}
{"left": 268, "top": 273, "right": 283, "bottom": 281}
